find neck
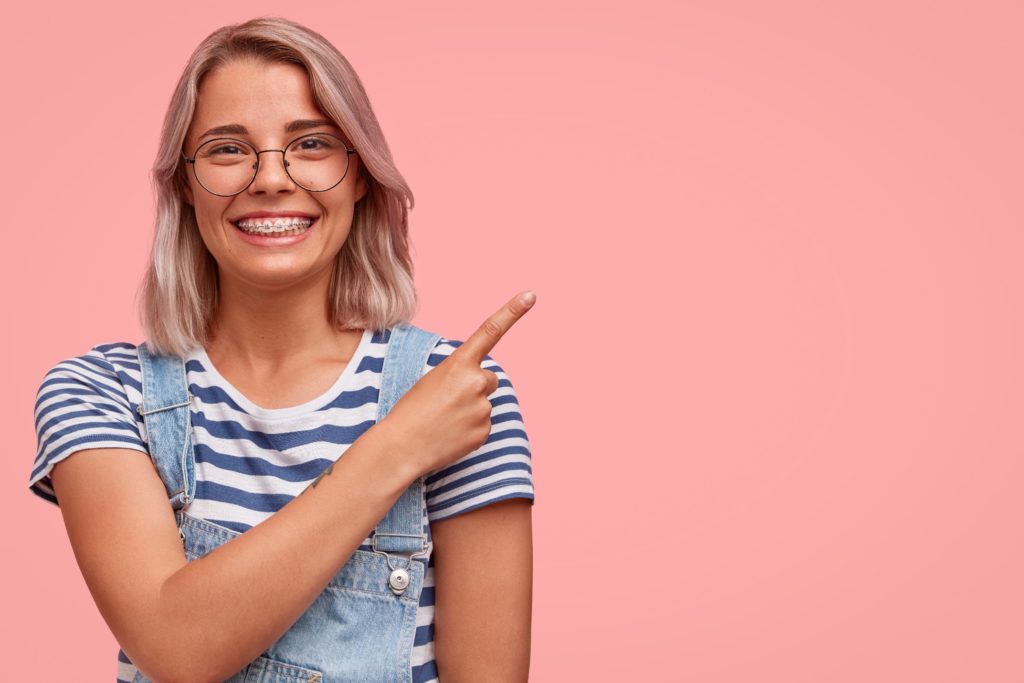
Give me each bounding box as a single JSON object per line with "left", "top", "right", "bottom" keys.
{"left": 205, "top": 267, "right": 357, "bottom": 371}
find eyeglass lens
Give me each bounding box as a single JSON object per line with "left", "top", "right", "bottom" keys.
{"left": 191, "top": 134, "right": 351, "bottom": 196}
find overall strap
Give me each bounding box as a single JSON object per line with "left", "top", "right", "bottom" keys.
{"left": 136, "top": 342, "right": 196, "bottom": 520}
{"left": 372, "top": 323, "right": 441, "bottom": 558}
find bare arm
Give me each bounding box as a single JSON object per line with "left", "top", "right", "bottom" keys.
{"left": 432, "top": 498, "right": 534, "bottom": 682}
{"left": 51, "top": 422, "right": 417, "bottom": 683}
{"left": 48, "top": 291, "right": 536, "bottom": 683}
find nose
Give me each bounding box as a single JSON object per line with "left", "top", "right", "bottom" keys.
{"left": 247, "top": 149, "right": 295, "bottom": 195}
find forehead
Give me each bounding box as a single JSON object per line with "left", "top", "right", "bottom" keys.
{"left": 190, "top": 60, "right": 326, "bottom": 137}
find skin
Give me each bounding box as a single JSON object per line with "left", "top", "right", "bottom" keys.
{"left": 48, "top": 289, "right": 535, "bottom": 682}
{"left": 182, "top": 58, "right": 534, "bottom": 680}
{"left": 182, "top": 57, "right": 367, "bottom": 401}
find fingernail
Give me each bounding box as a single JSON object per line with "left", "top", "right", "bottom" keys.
{"left": 519, "top": 290, "right": 536, "bottom": 307}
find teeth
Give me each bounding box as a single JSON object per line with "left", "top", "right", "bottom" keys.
{"left": 235, "top": 216, "right": 314, "bottom": 235}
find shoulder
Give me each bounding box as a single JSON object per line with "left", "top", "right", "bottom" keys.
{"left": 419, "top": 328, "right": 534, "bottom": 520}
{"left": 38, "top": 341, "right": 140, "bottom": 383}
{"left": 381, "top": 323, "right": 514, "bottom": 383}
{"left": 31, "top": 342, "right": 148, "bottom": 506}
{"left": 35, "top": 342, "right": 142, "bottom": 412}
{"left": 385, "top": 325, "right": 503, "bottom": 371}
{"left": 373, "top": 325, "right": 521, "bottom": 398}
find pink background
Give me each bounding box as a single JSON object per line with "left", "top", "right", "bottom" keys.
{"left": 3, "top": 1, "right": 1023, "bottom": 680}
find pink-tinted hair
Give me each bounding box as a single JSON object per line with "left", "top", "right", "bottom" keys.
{"left": 138, "top": 16, "right": 418, "bottom": 356}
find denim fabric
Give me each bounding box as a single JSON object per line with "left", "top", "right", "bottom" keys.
{"left": 119, "top": 323, "right": 441, "bottom": 683}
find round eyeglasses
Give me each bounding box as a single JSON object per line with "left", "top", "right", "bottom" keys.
{"left": 182, "top": 133, "right": 357, "bottom": 197}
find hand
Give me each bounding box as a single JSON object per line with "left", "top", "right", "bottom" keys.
{"left": 378, "top": 290, "right": 537, "bottom": 478}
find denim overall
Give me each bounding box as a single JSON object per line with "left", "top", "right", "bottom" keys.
{"left": 118, "top": 323, "right": 441, "bottom": 683}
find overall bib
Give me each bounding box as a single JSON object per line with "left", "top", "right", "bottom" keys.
{"left": 117, "top": 323, "right": 441, "bottom": 683}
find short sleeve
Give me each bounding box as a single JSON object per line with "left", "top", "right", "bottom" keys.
{"left": 422, "top": 338, "right": 535, "bottom": 522}
{"left": 29, "top": 348, "right": 149, "bottom": 507}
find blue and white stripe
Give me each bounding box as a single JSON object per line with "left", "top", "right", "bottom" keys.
{"left": 30, "top": 327, "right": 534, "bottom": 683}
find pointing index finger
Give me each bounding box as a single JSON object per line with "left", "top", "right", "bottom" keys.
{"left": 454, "top": 290, "right": 536, "bottom": 364}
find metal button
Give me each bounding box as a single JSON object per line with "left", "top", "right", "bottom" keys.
{"left": 388, "top": 568, "right": 410, "bottom": 595}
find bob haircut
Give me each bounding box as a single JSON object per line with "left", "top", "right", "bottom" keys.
{"left": 138, "top": 16, "right": 418, "bottom": 357}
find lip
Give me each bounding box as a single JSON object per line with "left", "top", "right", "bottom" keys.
{"left": 232, "top": 216, "right": 318, "bottom": 247}
{"left": 230, "top": 210, "right": 319, "bottom": 223}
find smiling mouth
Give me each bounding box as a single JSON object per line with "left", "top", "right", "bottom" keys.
{"left": 232, "top": 216, "right": 317, "bottom": 236}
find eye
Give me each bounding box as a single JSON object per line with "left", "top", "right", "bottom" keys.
{"left": 298, "top": 137, "right": 328, "bottom": 150}
{"left": 296, "top": 135, "right": 342, "bottom": 150}
{"left": 209, "top": 144, "right": 246, "bottom": 155}
{"left": 196, "top": 139, "right": 253, "bottom": 159}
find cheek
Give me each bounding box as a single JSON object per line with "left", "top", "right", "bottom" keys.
{"left": 193, "top": 210, "right": 232, "bottom": 251}
{"left": 192, "top": 197, "right": 232, "bottom": 230}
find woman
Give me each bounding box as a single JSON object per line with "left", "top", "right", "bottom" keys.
{"left": 29, "top": 16, "right": 536, "bottom": 683}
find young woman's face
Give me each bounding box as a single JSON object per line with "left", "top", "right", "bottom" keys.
{"left": 182, "top": 59, "right": 367, "bottom": 291}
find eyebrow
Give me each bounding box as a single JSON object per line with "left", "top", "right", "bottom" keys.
{"left": 198, "top": 119, "right": 339, "bottom": 140}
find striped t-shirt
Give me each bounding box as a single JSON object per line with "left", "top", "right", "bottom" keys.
{"left": 29, "top": 326, "right": 535, "bottom": 683}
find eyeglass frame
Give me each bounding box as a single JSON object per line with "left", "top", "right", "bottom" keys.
{"left": 181, "top": 132, "right": 358, "bottom": 197}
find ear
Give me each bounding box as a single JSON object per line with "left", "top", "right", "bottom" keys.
{"left": 178, "top": 166, "right": 195, "bottom": 206}
{"left": 354, "top": 171, "right": 368, "bottom": 203}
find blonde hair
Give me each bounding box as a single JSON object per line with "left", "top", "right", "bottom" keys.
{"left": 137, "top": 16, "right": 418, "bottom": 357}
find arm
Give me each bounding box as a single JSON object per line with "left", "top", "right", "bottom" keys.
{"left": 431, "top": 498, "right": 534, "bottom": 682}
{"left": 50, "top": 422, "right": 418, "bottom": 683}
{"left": 43, "top": 293, "right": 535, "bottom": 683}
